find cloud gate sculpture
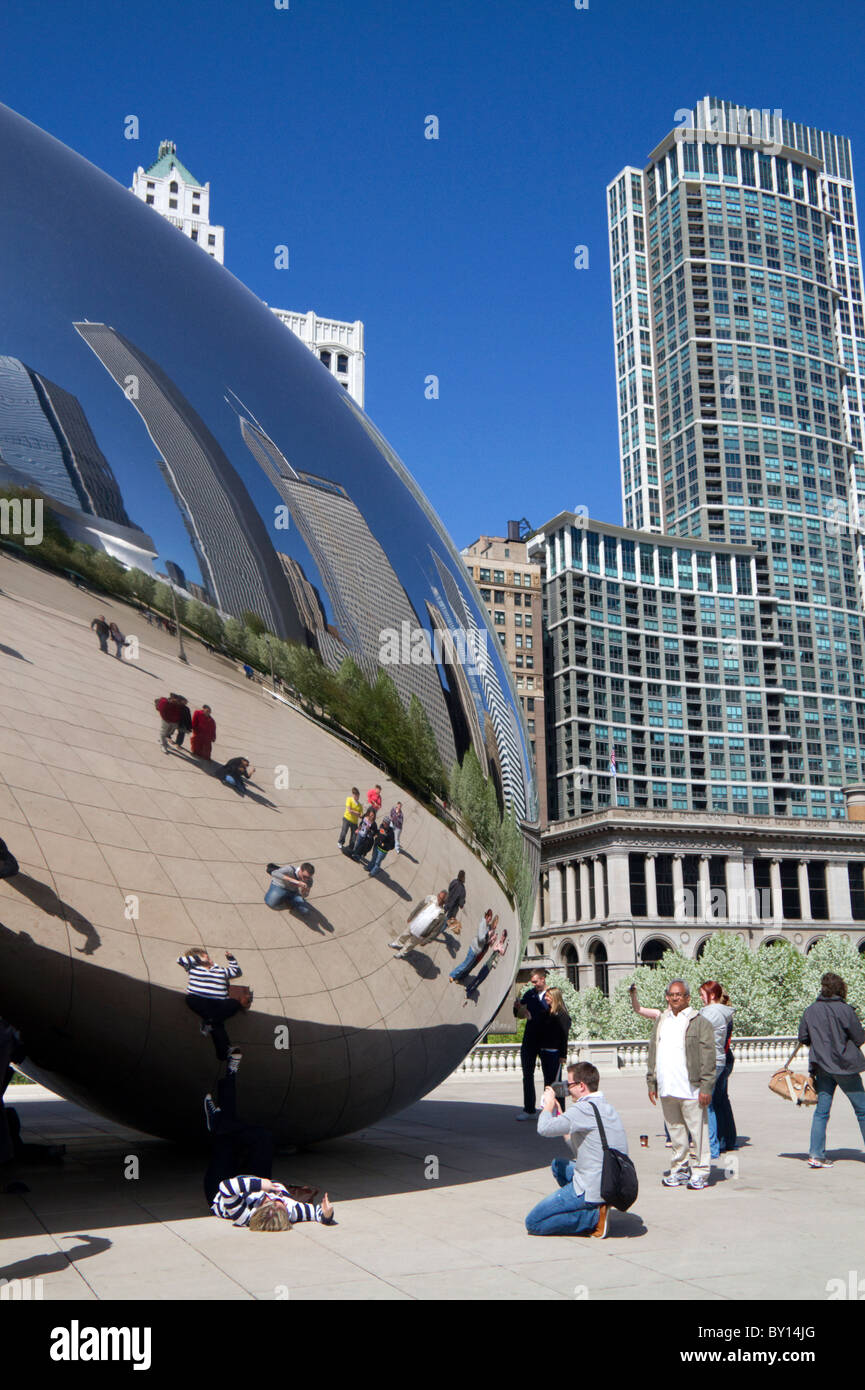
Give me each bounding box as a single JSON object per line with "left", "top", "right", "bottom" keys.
{"left": 0, "top": 104, "right": 539, "bottom": 1144}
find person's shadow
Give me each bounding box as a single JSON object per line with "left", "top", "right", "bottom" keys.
{"left": 394, "top": 849, "right": 418, "bottom": 865}
{"left": 294, "top": 904, "right": 334, "bottom": 935}
{"left": 0, "top": 1233, "right": 111, "bottom": 1282}
{"left": 0, "top": 644, "right": 31, "bottom": 662}
{"left": 365, "top": 870, "right": 412, "bottom": 901}
{"left": 7, "top": 875, "right": 101, "bottom": 955}
{"left": 394, "top": 950, "right": 440, "bottom": 979}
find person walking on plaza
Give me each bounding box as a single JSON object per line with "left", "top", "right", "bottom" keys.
{"left": 646, "top": 978, "right": 716, "bottom": 1189}
{"left": 798, "top": 972, "right": 865, "bottom": 1169}
{"left": 514, "top": 968, "right": 551, "bottom": 1120}
{"left": 191, "top": 704, "right": 217, "bottom": 760}
{"left": 177, "top": 948, "right": 245, "bottom": 1061}
{"left": 337, "top": 787, "right": 363, "bottom": 852}
{"left": 389, "top": 889, "right": 448, "bottom": 957}
{"left": 366, "top": 817, "right": 395, "bottom": 877}
{"left": 108, "top": 620, "right": 125, "bottom": 659}
{"left": 173, "top": 696, "right": 193, "bottom": 748}
{"left": 699, "top": 980, "right": 737, "bottom": 1157}
{"left": 525, "top": 1063, "right": 628, "bottom": 1240}
{"left": 91, "top": 615, "right": 111, "bottom": 654}
{"left": 449, "top": 910, "right": 497, "bottom": 984}
{"left": 264, "top": 862, "right": 314, "bottom": 915}
{"left": 389, "top": 802, "right": 404, "bottom": 854}
{"left": 155, "top": 692, "right": 186, "bottom": 751}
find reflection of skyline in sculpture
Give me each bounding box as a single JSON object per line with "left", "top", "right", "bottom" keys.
{"left": 0, "top": 355, "right": 132, "bottom": 525}
{"left": 74, "top": 322, "right": 302, "bottom": 642}
{"left": 277, "top": 551, "right": 348, "bottom": 671}
{"left": 232, "top": 400, "right": 458, "bottom": 771}
{"left": 429, "top": 547, "right": 529, "bottom": 820}
{"left": 425, "top": 600, "right": 491, "bottom": 775}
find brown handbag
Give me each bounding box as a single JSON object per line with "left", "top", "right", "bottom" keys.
{"left": 228, "top": 984, "right": 253, "bottom": 1010}
{"left": 768, "top": 1042, "right": 818, "bottom": 1106}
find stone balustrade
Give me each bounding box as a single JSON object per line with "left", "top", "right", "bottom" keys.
{"left": 455, "top": 1035, "right": 799, "bottom": 1076}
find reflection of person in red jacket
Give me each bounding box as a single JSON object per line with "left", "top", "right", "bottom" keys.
{"left": 191, "top": 705, "right": 217, "bottom": 760}
{"left": 366, "top": 785, "right": 382, "bottom": 811}
{"left": 155, "top": 694, "right": 185, "bottom": 752}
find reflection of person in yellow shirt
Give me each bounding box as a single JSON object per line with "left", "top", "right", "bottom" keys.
{"left": 337, "top": 787, "right": 363, "bottom": 852}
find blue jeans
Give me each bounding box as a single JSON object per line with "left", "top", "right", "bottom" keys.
{"left": 223, "top": 775, "right": 245, "bottom": 796}
{"left": 809, "top": 1069, "right": 865, "bottom": 1161}
{"left": 449, "top": 946, "right": 480, "bottom": 981}
{"left": 525, "top": 1159, "right": 602, "bottom": 1236}
{"left": 707, "top": 1064, "right": 725, "bottom": 1158}
{"left": 367, "top": 848, "right": 387, "bottom": 876}
{"left": 265, "top": 882, "right": 308, "bottom": 914}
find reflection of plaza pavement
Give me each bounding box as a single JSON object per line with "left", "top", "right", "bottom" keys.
{"left": 3, "top": 1068, "right": 863, "bottom": 1300}
{"left": 0, "top": 555, "right": 515, "bottom": 1144}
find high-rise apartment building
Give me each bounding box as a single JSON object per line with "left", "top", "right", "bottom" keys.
{"left": 601, "top": 96, "right": 865, "bottom": 821}
{"left": 462, "top": 524, "right": 547, "bottom": 825}
{"left": 524, "top": 99, "right": 865, "bottom": 985}
{"left": 131, "top": 141, "right": 224, "bottom": 262}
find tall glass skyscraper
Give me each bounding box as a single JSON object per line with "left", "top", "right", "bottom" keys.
{"left": 601, "top": 96, "right": 865, "bottom": 821}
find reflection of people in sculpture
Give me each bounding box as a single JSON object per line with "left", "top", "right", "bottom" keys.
{"left": 219, "top": 756, "right": 255, "bottom": 794}
{"left": 177, "top": 948, "right": 244, "bottom": 1059}
{"left": 462, "top": 927, "right": 509, "bottom": 1001}
{"left": 204, "top": 1057, "right": 334, "bottom": 1231}
{"left": 351, "top": 809, "right": 377, "bottom": 863}
{"left": 389, "top": 889, "right": 448, "bottom": 957}
{"left": 191, "top": 704, "right": 217, "bottom": 760}
{"left": 265, "top": 862, "right": 314, "bottom": 915}
{"left": 449, "top": 910, "right": 497, "bottom": 984}
{"left": 108, "top": 620, "right": 125, "bottom": 658}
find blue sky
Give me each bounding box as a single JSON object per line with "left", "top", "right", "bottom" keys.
{"left": 4, "top": 0, "right": 865, "bottom": 549}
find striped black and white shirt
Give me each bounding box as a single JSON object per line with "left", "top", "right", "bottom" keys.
{"left": 177, "top": 954, "right": 241, "bottom": 998}
{"left": 211, "top": 1176, "right": 328, "bottom": 1227}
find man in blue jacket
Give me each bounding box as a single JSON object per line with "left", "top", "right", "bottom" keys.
{"left": 798, "top": 972, "right": 865, "bottom": 1168}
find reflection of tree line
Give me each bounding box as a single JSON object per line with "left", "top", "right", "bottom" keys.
{"left": 2, "top": 481, "right": 534, "bottom": 917}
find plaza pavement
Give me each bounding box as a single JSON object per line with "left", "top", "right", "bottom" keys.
{"left": 1, "top": 1066, "right": 862, "bottom": 1302}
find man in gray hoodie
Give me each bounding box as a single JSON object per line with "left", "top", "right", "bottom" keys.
{"left": 798, "top": 972, "right": 865, "bottom": 1168}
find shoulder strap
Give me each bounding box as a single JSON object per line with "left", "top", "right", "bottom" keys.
{"left": 785, "top": 1041, "right": 803, "bottom": 1069}
{"left": 587, "top": 1101, "right": 609, "bottom": 1152}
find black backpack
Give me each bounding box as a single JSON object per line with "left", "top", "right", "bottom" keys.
{"left": 588, "top": 1102, "right": 639, "bottom": 1211}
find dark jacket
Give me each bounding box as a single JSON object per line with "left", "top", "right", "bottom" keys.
{"left": 373, "top": 824, "right": 395, "bottom": 854}
{"left": 176, "top": 704, "right": 192, "bottom": 732}
{"left": 444, "top": 878, "right": 466, "bottom": 917}
{"left": 516, "top": 987, "right": 551, "bottom": 1035}
{"left": 798, "top": 996, "right": 865, "bottom": 1076}
{"left": 536, "top": 1008, "right": 571, "bottom": 1057}
{"left": 646, "top": 1009, "right": 717, "bottom": 1096}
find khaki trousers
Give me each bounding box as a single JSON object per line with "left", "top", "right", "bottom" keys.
{"left": 660, "top": 1095, "right": 710, "bottom": 1180}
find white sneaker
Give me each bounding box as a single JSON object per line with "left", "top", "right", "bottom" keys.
{"left": 515, "top": 1110, "right": 538, "bottom": 1121}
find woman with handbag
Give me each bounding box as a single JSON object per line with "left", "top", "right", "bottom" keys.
{"left": 798, "top": 972, "right": 865, "bottom": 1169}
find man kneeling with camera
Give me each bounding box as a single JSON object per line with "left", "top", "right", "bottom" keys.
{"left": 525, "top": 1062, "right": 630, "bottom": 1241}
